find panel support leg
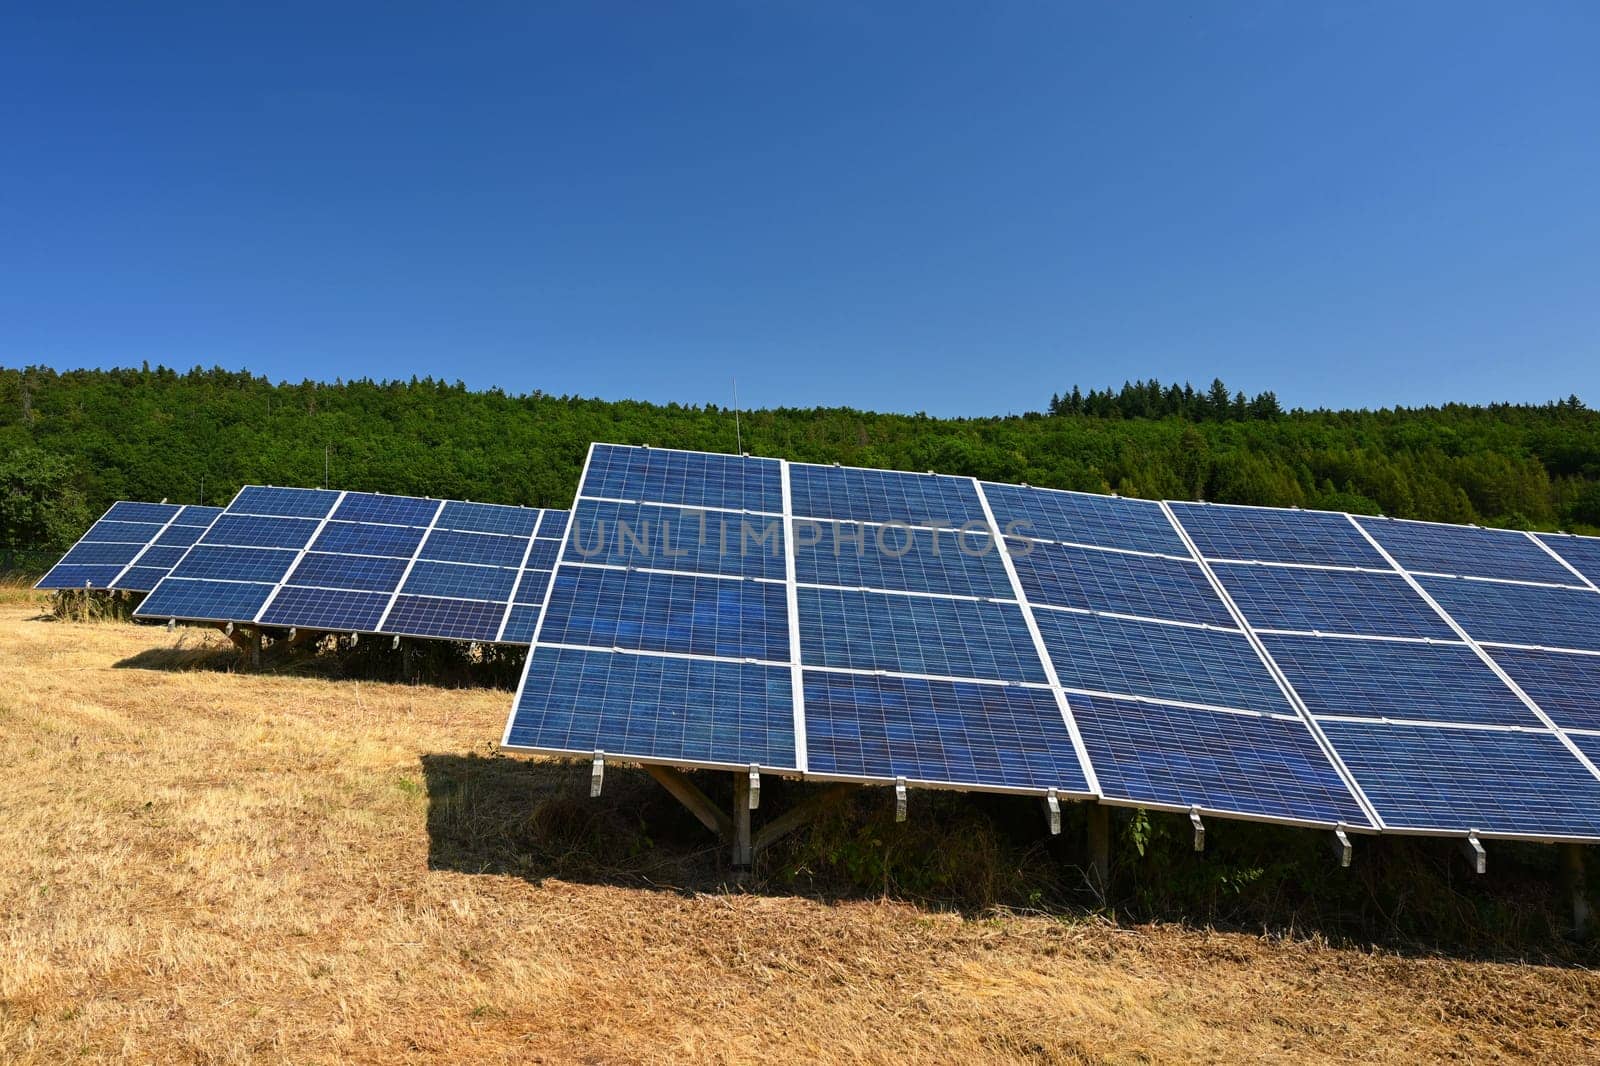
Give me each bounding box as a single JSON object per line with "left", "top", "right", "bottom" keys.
{"left": 1564, "top": 844, "right": 1590, "bottom": 940}
{"left": 251, "top": 627, "right": 263, "bottom": 669}
{"left": 731, "top": 771, "right": 753, "bottom": 872}
{"left": 1086, "top": 803, "right": 1111, "bottom": 902}
{"left": 643, "top": 764, "right": 733, "bottom": 840}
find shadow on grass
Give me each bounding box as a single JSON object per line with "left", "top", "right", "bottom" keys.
{"left": 422, "top": 751, "right": 1600, "bottom": 965}
{"left": 114, "top": 642, "right": 245, "bottom": 674}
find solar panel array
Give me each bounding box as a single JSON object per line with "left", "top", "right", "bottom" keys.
{"left": 36, "top": 502, "right": 224, "bottom": 592}
{"left": 133, "top": 487, "right": 566, "bottom": 644}
{"left": 504, "top": 444, "right": 1600, "bottom": 843}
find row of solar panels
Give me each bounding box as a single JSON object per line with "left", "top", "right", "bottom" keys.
{"left": 36, "top": 446, "right": 1600, "bottom": 845}
{"left": 505, "top": 445, "right": 1600, "bottom": 845}
{"left": 39, "top": 494, "right": 567, "bottom": 645}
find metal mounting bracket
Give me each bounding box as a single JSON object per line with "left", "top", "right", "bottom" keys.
{"left": 287, "top": 627, "right": 297, "bottom": 642}
{"left": 392, "top": 634, "right": 401, "bottom": 649}
{"left": 1461, "top": 832, "right": 1487, "bottom": 874}
{"left": 895, "top": 777, "right": 908, "bottom": 822}
{"left": 1331, "top": 825, "right": 1353, "bottom": 868}
{"left": 1043, "top": 789, "right": 1061, "bottom": 835}
{"left": 1190, "top": 807, "right": 1206, "bottom": 852}
{"left": 224, "top": 621, "right": 234, "bottom": 636}
{"left": 747, "top": 765, "right": 761, "bottom": 811}
{"left": 590, "top": 751, "right": 605, "bottom": 798}
{"left": 350, "top": 632, "right": 359, "bottom": 646}
{"left": 166, "top": 618, "right": 176, "bottom": 631}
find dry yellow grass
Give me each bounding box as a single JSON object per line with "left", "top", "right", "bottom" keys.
{"left": 3, "top": 595, "right": 1599, "bottom": 1064}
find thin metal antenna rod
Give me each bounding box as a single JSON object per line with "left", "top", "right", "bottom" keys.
{"left": 733, "top": 378, "right": 742, "bottom": 454}
{"left": 324, "top": 444, "right": 330, "bottom": 489}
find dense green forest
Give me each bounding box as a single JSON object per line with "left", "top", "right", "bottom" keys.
{"left": 3, "top": 363, "right": 1600, "bottom": 550}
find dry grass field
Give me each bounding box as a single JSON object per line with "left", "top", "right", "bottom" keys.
{"left": 3, "top": 589, "right": 1600, "bottom": 1064}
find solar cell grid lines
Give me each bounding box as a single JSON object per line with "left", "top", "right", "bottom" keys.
{"left": 1167, "top": 501, "right": 1389, "bottom": 568}
{"left": 1211, "top": 564, "right": 1456, "bottom": 640}
{"left": 1535, "top": 532, "right": 1600, "bottom": 589}
{"left": 133, "top": 485, "right": 566, "bottom": 646}
{"left": 1354, "top": 515, "right": 1583, "bottom": 586}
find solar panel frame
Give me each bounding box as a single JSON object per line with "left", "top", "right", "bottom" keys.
{"left": 36, "top": 501, "right": 224, "bottom": 592}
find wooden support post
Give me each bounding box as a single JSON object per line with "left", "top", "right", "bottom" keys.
{"left": 251, "top": 627, "right": 263, "bottom": 669}
{"left": 753, "top": 784, "right": 857, "bottom": 854}
{"left": 1087, "top": 803, "right": 1111, "bottom": 902}
{"left": 731, "top": 771, "right": 753, "bottom": 870}
{"left": 643, "top": 765, "right": 733, "bottom": 840}
{"left": 1564, "top": 844, "right": 1590, "bottom": 940}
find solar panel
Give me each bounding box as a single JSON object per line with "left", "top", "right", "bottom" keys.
{"left": 1415, "top": 575, "right": 1600, "bottom": 653}
{"left": 1073, "top": 693, "right": 1371, "bottom": 826}
{"left": 1533, "top": 533, "right": 1600, "bottom": 589}
{"left": 1167, "top": 502, "right": 1388, "bottom": 568}
{"left": 1211, "top": 564, "right": 1454, "bottom": 640}
{"left": 1486, "top": 647, "right": 1600, "bottom": 732}
{"left": 134, "top": 487, "right": 565, "bottom": 646}
{"left": 1262, "top": 634, "right": 1543, "bottom": 728}
{"left": 37, "top": 502, "right": 223, "bottom": 592}
{"left": 1353, "top": 516, "right": 1580, "bottom": 586}
{"left": 1316, "top": 721, "right": 1600, "bottom": 838}
{"left": 505, "top": 445, "right": 1379, "bottom": 827}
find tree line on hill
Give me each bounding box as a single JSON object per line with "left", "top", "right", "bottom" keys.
{"left": 2, "top": 363, "right": 1598, "bottom": 551}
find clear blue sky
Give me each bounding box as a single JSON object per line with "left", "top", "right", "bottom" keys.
{"left": 2, "top": 3, "right": 1596, "bottom": 416}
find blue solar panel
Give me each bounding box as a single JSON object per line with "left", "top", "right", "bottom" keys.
{"left": 383, "top": 596, "right": 506, "bottom": 641}
{"left": 508, "top": 646, "right": 798, "bottom": 770}
{"left": 310, "top": 521, "right": 425, "bottom": 559}
{"left": 82, "top": 519, "right": 165, "bottom": 543}
{"left": 286, "top": 552, "right": 410, "bottom": 593}
{"left": 1419, "top": 575, "right": 1600, "bottom": 652}
{"left": 260, "top": 586, "right": 391, "bottom": 631}
{"left": 175, "top": 505, "right": 224, "bottom": 526}
{"left": 103, "top": 501, "right": 181, "bottom": 523}
{"left": 136, "top": 546, "right": 188, "bottom": 569}
{"left": 537, "top": 510, "right": 569, "bottom": 539}
{"left": 565, "top": 499, "right": 787, "bottom": 580}
{"left": 1537, "top": 533, "right": 1600, "bottom": 588}
{"left": 1486, "top": 647, "right": 1600, "bottom": 732}
{"left": 169, "top": 545, "right": 299, "bottom": 583}
{"left": 204, "top": 515, "right": 320, "bottom": 550}
{"left": 1262, "top": 634, "right": 1540, "bottom": 728}
{"left": 980, "top": 483, "right": 1187, "bottom": 556}
{"left": 331, "top": 492, "right": 440, "bottom": 528}
{"left": 402, "top": 560, "right": 520, "bottom": 601}
{"left": 541, "top": 568, "right": 789, "bottom": 661}
{"left": 789, "top": 462, "right": 984, "bottom": 527}
{"left": 585, "top": 444, "right": 782, "bottom": 514}
{"left": 797, "top": 588, "right": 1046, "bottom": 683}
{"left": 513, "top": 568, "right": 552, "bottom": 605}
{"left": 525, "top": 538, "right": 561, "bottom": 572}
{"left": 1318, "top": 720, "right": 1600, "bottom": 837}
{"left": 436, "top": 500, "right": 541, "bottom": 538}
{"left": 1034, "top": 611, "right": 1291, "bottom": 715}
{"left": 37, "top": 563, "right": 125, "bottom": 588}
{"left": 803, "top": 672, "right": 1088, "bottom": 791}
{"left": 232, "top": 486, "right": 340, "bottom": 519}
{"left": 37, "top": 500, "right": 228, "bottom": 591}
{"left": 1074, "top": 693, "right": 1370, "bottom": 825}
{"left": 154, "top": 524, "right": 207, "bottom": 548}
{"left": 500, "top": 604, "right": 543, "bottom": 643}
{"left": 419, "top": 528, "right": 531, "bottom": 568}
{"left": 1355, "top": 517, "right": 1577, "bottom": 586}
{"left": 794, "top": 521, "right": 1012, "bottom": 599}
{"left": 138, "top": 578, "right": 275, "bottom": 621}
{"left": 1212, "top": 564, "right": 1455, "bottom": 639}
{"left": 1011, "top": 542, "right": 1233, "bottom": 627}
{"left": 118, "top": 566, "right": 171, "bottom": 591}
{"left": 59, "top": 541, "right": 144, "bottom": 566}
{"left": 1168, "top": 503, "right": 1387, "bottom": 568}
